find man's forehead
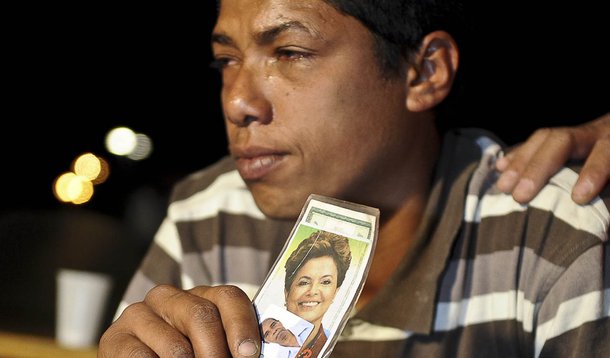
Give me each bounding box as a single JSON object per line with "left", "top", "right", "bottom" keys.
{"left": 214, "top": 0, "right": 340, "bottom": 38}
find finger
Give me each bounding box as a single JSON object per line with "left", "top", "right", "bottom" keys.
{"left": 144, "top": 284, "right": 231, "bottom": 357}
{"left": 495, "top": 145, "right": 518, "bottom": 172}
{"left": 98, "top": 329, "right": 159, "bottom": 358}
{"left": 568, "top": 112, "right": 610, "bottom": 158}
{"left": 511, "top": 128, "right": 574, "bottom": 204}
{"left": 189, "top": 285, "right": 261, "bottom": 357}
{"left": 120, "top": 301, "right": 195, "bottom": 357}
{"left": 496, "top": 129, "right": 550, "bottom": 193}
{"left": 495, "top": 152, "right": 518, "bottom": 190}
{"left": 572, "top": 134, "right": 610, "bottom": 204}
{"left": 99, "top": 300, "right": 194, "bottom": 357}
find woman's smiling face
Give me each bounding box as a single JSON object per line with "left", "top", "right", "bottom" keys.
{"left": 284, "top": 256, "right": 339, "bottom": 327}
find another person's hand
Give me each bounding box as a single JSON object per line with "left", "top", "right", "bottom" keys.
{"left": 496, "top": 112, "right": 610, "bottom": 204}
{"left": 98, "top": 284, "right": 261, "bottom": 357}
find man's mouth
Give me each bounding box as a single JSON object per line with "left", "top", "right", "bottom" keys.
{"left": 232, "top": 146, "right": 287, "bottom": 181}
{"left": 235, "top": 154, "right": 285, "bottom": 180}
{"left": 275, "top": 328, "right": 286, "bottom": 340}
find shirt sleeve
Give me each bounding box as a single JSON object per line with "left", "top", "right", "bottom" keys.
{"left": 113, "top": 216, "right": 183, "bottom": 320}
{"left": 536, "top": 242, "right": 610, "bottom": 357}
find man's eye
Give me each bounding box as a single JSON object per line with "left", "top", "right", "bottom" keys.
{"left": 209, "top": 57, "right": 232, "bottom": 71}
{"left": 275, "top": 48, "right": 311, "bottom": 61}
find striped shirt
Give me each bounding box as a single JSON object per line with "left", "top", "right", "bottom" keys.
{"left": 117, "top": 128, "right": 610, "bottom": 357}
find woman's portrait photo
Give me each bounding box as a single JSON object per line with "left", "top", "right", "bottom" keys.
{"left": 282, "top": 230, "right": 352, "bottom": 358}
{"left": 254, "top": 196, "right": 378, "bottom": 358}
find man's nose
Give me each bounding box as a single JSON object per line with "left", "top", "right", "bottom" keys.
{"left": 222, "top": 64, "right": 272, "bottom": 127}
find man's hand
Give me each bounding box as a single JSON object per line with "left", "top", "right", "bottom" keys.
{"left": 98, "top": 284, "right": 261, "bottom": 357}
{"left": 496, "top": 112, "right": 610, "bottom": 204}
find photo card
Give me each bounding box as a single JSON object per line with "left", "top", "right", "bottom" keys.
{"left": 253, "top": 194, "right": 379, "bottom": 358}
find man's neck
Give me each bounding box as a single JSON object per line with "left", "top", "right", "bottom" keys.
{"left": 356, "top": 119, "right": 440, "bottom": 310}
{"left": 356, "top": 189, "right": 429, "bottom": 310}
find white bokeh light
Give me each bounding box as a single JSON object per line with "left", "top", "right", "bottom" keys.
{"left": 105, "top": 127, "right": 137, "bottom": 156}
{"left": 127, "top": 133, "right": 153, "bottom": 160}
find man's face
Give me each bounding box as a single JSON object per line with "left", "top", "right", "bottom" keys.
{"left": 261, "top": 318, "right": 298, "bottom": 346}
{"left": 213, "top": 0, "right": 420, "bottom": 218}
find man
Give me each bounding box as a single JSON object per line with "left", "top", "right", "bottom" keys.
{"left": 260, "top": 305, "right": 313, "bottom": 358}
{"left": 99, "top": 1, "right": 610, "bottom": 357}
{"left": 261, "top": 318, "right": 305, "bottom": 347}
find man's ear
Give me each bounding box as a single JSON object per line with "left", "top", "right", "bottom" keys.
{"left": 406, "top": 31, "right": 459, "bottom": 112}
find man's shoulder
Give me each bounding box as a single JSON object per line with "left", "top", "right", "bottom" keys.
{"left": 452, "top": 130, "right": 610, "bottom": 252}
{"left": 539, "top": 167, "right": 610, "bottom": 242}
{"left": 164, "top": 156, "right": 266, "bottom": 222}
{"left": 566, "top": 162, "right": 610, "bottom": 212}
{"left": 169, "top": 156, "right": 239, "bottom": 203}
{"left": 473, "top": 166, "right": 609, "bottom": 249}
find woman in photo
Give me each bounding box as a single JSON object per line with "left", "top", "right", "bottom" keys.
{"left": 283, "top": 230, "right": 352, "bottom": 358}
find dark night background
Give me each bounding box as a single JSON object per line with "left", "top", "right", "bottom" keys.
{"left": 0, "top": 2, "right": 607, "bottom": 340}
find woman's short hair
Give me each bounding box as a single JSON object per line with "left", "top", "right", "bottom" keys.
{"left": 284, "top": 231, "right": 352, "bottom": 292}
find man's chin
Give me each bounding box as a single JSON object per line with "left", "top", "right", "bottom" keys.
{"left": 249, "top": 186, "right": 307, "bottom": 220}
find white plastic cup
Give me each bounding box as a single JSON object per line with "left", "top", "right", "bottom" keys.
{"left": 55, "top": 268, "right": 113, "bottom": 348}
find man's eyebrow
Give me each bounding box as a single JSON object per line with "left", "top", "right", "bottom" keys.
{"left": 255, "top": 20, "right": 321, "bottom": 45}
{"left": 211, "top": 20, "right": 322, "bottom": 49}
{"left": 211, "top": 32, "right": 235, "bottom": 47}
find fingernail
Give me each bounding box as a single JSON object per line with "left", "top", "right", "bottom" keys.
{"left": 496, "top": 156, "right": 509, "bottom": 171}
{"left": 238, "top": 339, "right": 259, "bottom": 357}
{"left": 515, "top": 178, "right": 535, "bottom": 198}
{"left": 497, "top": 170, "right": 519, "bottom": 192}
{"left": 573, "top": 178, "right": 594, "bottom": 203}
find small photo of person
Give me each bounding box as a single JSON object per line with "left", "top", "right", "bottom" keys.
{"left": 255, "top": 226, "right": 366, "bottom": 358}
{"left": 260, "top": 304, "right": 313, "bottom": 358}
{"left": 282, "top": 230, "right": 352, "bottom": 358}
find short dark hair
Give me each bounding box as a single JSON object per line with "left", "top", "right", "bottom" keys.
{"left": 284, "top": 231, "right": 352, "bottom": 292}
{"left": 323, "top": 0, "right": 465, "bottom": 78}
{"left": 323, "top": 1, "right": 467, "bottom": 132}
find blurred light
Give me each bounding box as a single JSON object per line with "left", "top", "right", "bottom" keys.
{"left": 92, "top": 156, "right": 110, "bottom": 184}
{"left": 105, "top": 127, "right": 137, "bottom": 156}
{"left": 73, "top": 153, "right": 100, "bottom": 180}
{"left": 72, "top": 152, "right": 110, "bottom": 184}
{"left": 127, "top": 133, "right": 153, "bottom": 161}
{"left": 53, "top": 172, "right": 95, "bottom": 204}
{"left": 54, "top": 172, "right": 77, "bottom": 202}
{"left": 70, "top": 177, "right": 94, "bottom": 204}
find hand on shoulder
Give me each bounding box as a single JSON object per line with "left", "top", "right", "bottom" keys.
{"left": 496, "top": 112, "right": 610, "bottom": 204}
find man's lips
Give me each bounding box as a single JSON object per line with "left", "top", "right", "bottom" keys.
{"left": 232, "top": 147, "right": 287, "bottom": 181}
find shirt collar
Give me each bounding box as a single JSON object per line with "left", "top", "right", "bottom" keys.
{"left": 353, "top": 129, "right": 486, "bottom": 334}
